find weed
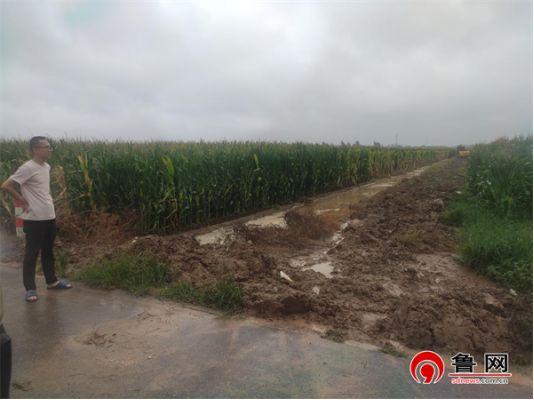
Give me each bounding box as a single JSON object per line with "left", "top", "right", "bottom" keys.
{"left": 378, "top": 343, "right": 408, "bottom": 358}
{"left": 56, "top": 253, "right": 68, "bottom": 278}
{"left": 323, "top": 328, "right": 346, "bottom": 343}
{"left": 444, "top": 192, "right": 532, "bottom": 293}
{"left": 158, "top": 279, "right": 243, "bottom": 312}
{"left": 73, "top": 254, "right": 170, "bottom": 295}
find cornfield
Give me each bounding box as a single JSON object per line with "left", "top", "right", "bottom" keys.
{"left": 0, "top": 139, "right": 450, "bottom": 234}
{"left": 467, "top": 135, "right": 533, "bottom": 218}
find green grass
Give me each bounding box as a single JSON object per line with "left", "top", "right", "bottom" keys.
{"left": 323, "top": 328, "right": 346, "bottom": 343}
{"left": 69, "top": 253, "right": 243, "bottom": 311}
{"left": 444, "top": 136, "right": 533, "bottom": 293}
{"left": 511, "top": 363, "right": 533, "bottom": 375}
{"left": 443, "top": 193, "right": 532, "bottom": 293}
{"left": 378, "top": 344, "right": 408, "bottom": 358}
{"left": 467, "top": 136, "right": 532, "bottom": 219}
{"left": 56, "top": 253, "right": 68, "bottom": 278}
{"left": 442, "top": 194, "right": 484, "bottom": 227}
{"left": 73, "top": 254, "right": 170, "bottom": 295}
{"left": 158, "top": 279, "right": 243, "bottom": 312}
{"left": 36, "top": 252, "right": 67, "bottom": 277}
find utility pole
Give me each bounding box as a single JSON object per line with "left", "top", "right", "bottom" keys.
{"left": 396, "top": 133, "right": 398, "bottom": 148}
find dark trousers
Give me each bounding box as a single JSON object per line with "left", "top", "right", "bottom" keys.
{"left": 23, "top": 219, "right": 58, "bottom": 291}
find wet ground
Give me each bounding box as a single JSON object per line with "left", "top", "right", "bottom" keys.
{"left": 195, "top": 165, "right": 431, "bottom": 246}
{"left": 3, "top": 265, "right": 531, "bottom": 399}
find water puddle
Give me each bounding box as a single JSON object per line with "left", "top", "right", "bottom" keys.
{"left": 196, "top": 210, "right": 295, "bottom": 245}
{"left": 304, "top": 262, "right": 334, "bottom": 278}
{"left": 297, "top": 166, "right": 429, "bottom": 213}
{"left": 196, "top": 164, "right": 432, "bottom": 245}
{"left": 290, "top": 256, "right": 335, "bottom": 279}
{"left": 245, "top": 211, "right": 287, "bottom": 228}
{"left": 195, "top": 226, "right": 234, "bottom": 246}
{"left": 315, "top": 208, "right": 340, "bottom": 215}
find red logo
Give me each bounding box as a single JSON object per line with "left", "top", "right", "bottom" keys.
{"left": 410, "top": 351, "right": 445, "bottom": 384}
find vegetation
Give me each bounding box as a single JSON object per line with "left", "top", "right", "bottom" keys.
{"left": 0, "top": 139, "right": 450, "bottom": 234}
{"left": 467, "top": 136, "right": 532, "bottom": 219}
{"left": 323, "top": 328, "right": 346, "bottom": 343}
{"left": 73, "top": 254, "right": 170, "bottom": 295}
{"left": 158, "top": 279, "right": 243, "bottom": 312}
{"left": 378, "top": 343, "right": 408, "bottom": 358}
{"left": 72, "top": 253, "right": 243, "bottom": 311}
{"left": 443, "top": 136, "right": 533, "bottom": 292}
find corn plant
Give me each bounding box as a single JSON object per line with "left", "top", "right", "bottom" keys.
{"left": 0, "top": 139, "right": 451, "bottom": 234}
{"left": 468, "top": 136, "right": 532, "bottom": 218}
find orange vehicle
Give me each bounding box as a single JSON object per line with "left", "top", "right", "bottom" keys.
{"left": 457, "top": 144, "right": 470, "bottom": 158}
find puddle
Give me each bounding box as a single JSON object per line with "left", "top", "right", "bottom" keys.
{"left": 196, "top": 164, "right": 433, "bottom": 245}
{"left": 315, "top": 208, "right": 340, "bottom": 215}
{"left": 368, "top": 184, "right": 395, "bottom": 188}
{"left": 196, "top": 211, "right": 290, "bottom": 245}
{"left": 195, "top": 226, "right": 234, "bottom": 246}
{"left": 304, "top": 262, "right": 334, "bottom": 278}
{"left": 289, "top": 256, "right": 336, "bottom": 278}
{"left": 297, "top": 165, "right": 430, "bottom": 213}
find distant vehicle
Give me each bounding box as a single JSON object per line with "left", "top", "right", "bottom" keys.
{"left": 0, "top": 286, "right": 12, "bottom": 399}
{"left": 457, "top": 144, "right": 470, "bottom": 158}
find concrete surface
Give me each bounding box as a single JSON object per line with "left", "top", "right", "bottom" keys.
{"left": 2, "top": 265, "right": 531, "bottom": 399}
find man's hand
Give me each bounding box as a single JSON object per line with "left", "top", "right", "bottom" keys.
{"left": 1, "top": 178, "right": 27, "bottom": 207}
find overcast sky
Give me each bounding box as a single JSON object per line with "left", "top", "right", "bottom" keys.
{"left": 1, "top": 1, "right": 532, "bottom": 146}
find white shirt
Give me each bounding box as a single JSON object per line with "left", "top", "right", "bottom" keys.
{"left": 10, "top": 160, "right": 56, "bottom": 221}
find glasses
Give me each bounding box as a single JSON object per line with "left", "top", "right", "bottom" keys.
{"left": 36, "top": 146, "right": 53, "bottom": 151}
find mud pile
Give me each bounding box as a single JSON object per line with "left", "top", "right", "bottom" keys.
{"left": 125, "top": 159, "right": 531, "bottom": 362}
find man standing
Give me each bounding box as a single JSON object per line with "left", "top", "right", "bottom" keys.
{"left": 1, "top": 137, "right": 73, "bottom": 302}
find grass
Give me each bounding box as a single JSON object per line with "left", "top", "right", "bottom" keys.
{"left": 443, "top": 192, "right": 532, "bottom": 293}
{"left": 443, "top": 137, "right": 532, "bottom": 293}
{"left": 36, "top": 252, "right": 67, "bottom": 277}
{"left": 56, "top": 253, "right": 68, "bottom": 278}
{"left": 378, "top": 343, "right": 408, "bottom": 358}
{"left": 323, "top": 328, "right": 346, "bottom": 343}
{"left": 73, "top": 254, "right": 170, "bottom": 295}
{"left": 158, "top": 279, "right": 243, "bottom": 313}
{"left": 467, "top": 136, "right": 532, "bottom": 219}
{"left": 73, "top": 253, "right": 243, "bottom": 312}
{"left": 511, "top": 363, "right": 533, "bottom": 375}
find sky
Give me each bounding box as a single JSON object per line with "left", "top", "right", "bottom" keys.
{"left": 1, "top": 1, "right": 532, "bottom": 146}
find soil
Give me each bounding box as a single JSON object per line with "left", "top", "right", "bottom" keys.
{"left": 2, "top": 158, "right": 532, "bottom": 364}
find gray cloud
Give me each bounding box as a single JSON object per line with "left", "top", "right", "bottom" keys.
{"left": 1, "top": 1, "right": 532, "bottom": 146}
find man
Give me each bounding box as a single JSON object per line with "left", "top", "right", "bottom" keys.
{"left": 1, "top": 137, "right": 73, "bottom": 302}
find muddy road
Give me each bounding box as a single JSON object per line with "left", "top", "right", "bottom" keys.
{"left": 4, "top": 265, "right": 532, "bottom": 398}
{"left": 2, "top": 158, "right": 532, "bottom": 365}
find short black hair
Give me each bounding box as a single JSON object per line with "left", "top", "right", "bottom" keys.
{"left": 29, "top": 136, "right": 47, "bottom": 154}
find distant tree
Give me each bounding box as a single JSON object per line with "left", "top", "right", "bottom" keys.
{"left": 355, "top": 141, "right": 360, "bottom": 146}
{"left": 373, "top": 141, "right": 382, "bottom": 147}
